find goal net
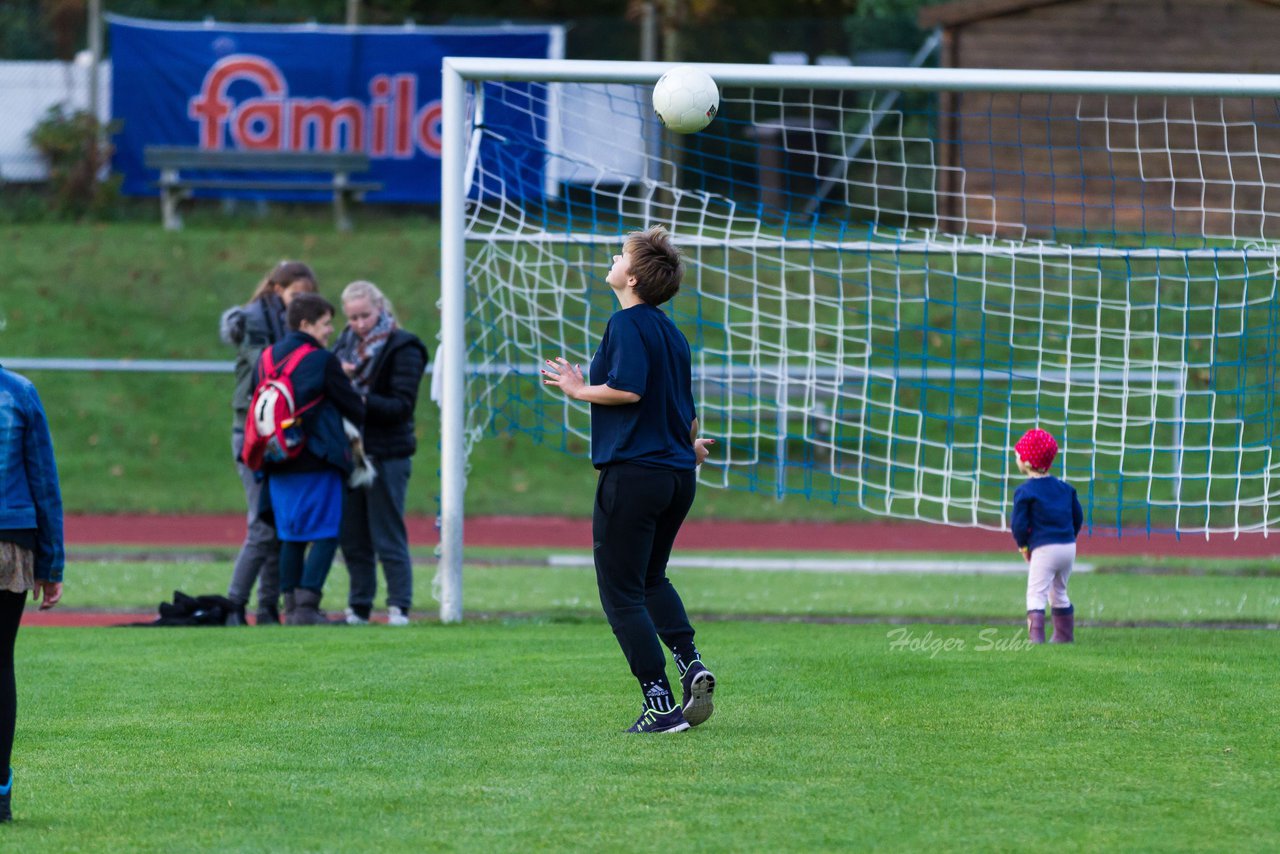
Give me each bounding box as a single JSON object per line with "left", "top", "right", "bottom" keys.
{"left": 437, "top": 60, "right": 1280, "bottom": 616}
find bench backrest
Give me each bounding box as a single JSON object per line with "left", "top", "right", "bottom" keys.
{"left": 144, "top": 146, "right": 372, "bottom": 173}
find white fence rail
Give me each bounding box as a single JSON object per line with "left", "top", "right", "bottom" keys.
{"left": 2, "top": 357, "right": 229, "bottom": 373}
{"left": 1, "top": 358, "right": 1185, "bottom": 386}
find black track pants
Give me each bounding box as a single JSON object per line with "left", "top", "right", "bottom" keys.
{"left": 592, "top": 464, "right": 698, "bottom": 683}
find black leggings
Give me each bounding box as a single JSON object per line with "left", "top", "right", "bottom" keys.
{"left": 0, "top": 592, "right": 25, "bottom": 781}
{"left": 278, "top": 538, "right": 338, "bottom": 593}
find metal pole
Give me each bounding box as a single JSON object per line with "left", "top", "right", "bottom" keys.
{"left": 88, "top": 0, "right": 102, "bottom": 121}
{"left": 346, "top": 0, "right": 360, "bottom": 27}
{"left": 639, "top": 2, "right": 659, "bottom": 222}
{"left": 660, "top": 0, "right": 681, "bottom": 63}
{"left": 443, "top": 57, "right": 1280, "bottom": 98}
{"left": 437, "top": 60, "right": 468, "bottom": 624}
{"left": 640, "top": 1, "right": 657, "bottom": 62}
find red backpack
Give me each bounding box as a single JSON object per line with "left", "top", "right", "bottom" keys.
{"left": 241, "top": 344, "right": 323, "bottom": 470}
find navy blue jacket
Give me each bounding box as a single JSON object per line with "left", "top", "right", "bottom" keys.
{"left": 1011, "top": 476, "right": 1083, "bottom": 551}
{"left": 255, "top": 332, "right": 365, "bottom": 475}
{"left": 0, "top": 366, "right": 65, "bottom": 581}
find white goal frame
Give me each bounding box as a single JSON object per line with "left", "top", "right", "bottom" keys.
{"left": 437, "top": 58, "right": 1280, "bottom": 623}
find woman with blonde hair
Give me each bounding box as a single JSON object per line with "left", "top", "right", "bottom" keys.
{"left": 333, "top": 280, "right": 428, "bottom": 626}
{"left": 219, "top": 260, "right": 317, "bottom": 625}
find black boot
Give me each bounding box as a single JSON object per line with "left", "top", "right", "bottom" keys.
{"left": 281, "top": 590, "right": 297, "bottom": 625}
{"left": 291, "top": 588, "right": 326, "bottom": 626}
{"left": 254, "top": 601, "right": 281, "bottom": 626}
{"left": 224, "top": 603, "right": 248, "bottom": 626}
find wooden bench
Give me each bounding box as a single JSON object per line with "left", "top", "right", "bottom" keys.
{"left": 143, "top": 146, "right": 383, "bottom": 232}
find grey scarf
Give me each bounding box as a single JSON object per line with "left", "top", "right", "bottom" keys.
{"left": 337, "top": 312, "right": 396, "bottom": 395}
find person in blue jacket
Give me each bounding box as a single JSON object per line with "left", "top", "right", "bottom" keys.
{"left": 1011, "top": 428, "right": 1083, "bottom": 644}
{"left": 254, "top": 293, "right": 364, "bottom": 625}
{"left": 0, "top": 364, "right": 65, "bottom": 822}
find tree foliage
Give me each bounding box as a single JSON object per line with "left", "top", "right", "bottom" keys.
{"left": 27, "top": 105, "right": 122, "bottom": 218}
{"left": 1, "top": 0, "right": 950, "bottom": 66}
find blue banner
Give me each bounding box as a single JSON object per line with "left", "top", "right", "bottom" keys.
{"left": 109, "top": 16, "right": 561, "bottom": 203}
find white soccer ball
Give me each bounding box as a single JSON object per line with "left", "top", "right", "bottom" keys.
{"left": 652, "top": 66, "right": 719, "bottom": 134}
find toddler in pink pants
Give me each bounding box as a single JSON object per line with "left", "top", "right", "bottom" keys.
{"left": 1011, "top": 428, "right": 1083, "bottom": 643}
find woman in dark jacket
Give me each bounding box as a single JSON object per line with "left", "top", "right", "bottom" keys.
{"left": 332, "top": 281, "right": 427, "bottom": 626}
{"left": 219, "top": 260, "right": 317, "bottom": 625}
{"left": 254, "top": 293, "right": 365, "bottom": 625}
{"left": 0, "top": 363, "right": 64, "bottom": 821}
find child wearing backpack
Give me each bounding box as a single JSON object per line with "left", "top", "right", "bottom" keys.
{"left": 245, "top": 293, "right": 364, "bottom": 625}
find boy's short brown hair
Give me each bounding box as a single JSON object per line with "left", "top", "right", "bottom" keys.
{"left": 625, "top": 225, "right": 684, "bottom": 306}
{"left": 287, "top": 292, "right": 335, "bottom": 331}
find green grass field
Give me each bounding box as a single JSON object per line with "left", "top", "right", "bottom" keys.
{"left": 0, "top": 551, "right": 1274, "bottom": 850}
{"left": 8, "top": 618, "right": 1279, "bottom": 851}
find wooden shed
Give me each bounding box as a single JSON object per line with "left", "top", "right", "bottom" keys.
{"left": 916, "top": 0, "right": 1280, "bottom": 242}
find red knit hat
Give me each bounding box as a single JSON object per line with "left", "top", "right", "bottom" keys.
{"left": 1015, "top": 428, "right": 1058, "bottom": 471}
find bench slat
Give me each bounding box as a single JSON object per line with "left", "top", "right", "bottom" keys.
{"left": 158, "top": 179, "right": 382, "bottom": 193}
{"left": 144, "top": 145, "right": 372, "bottom": 173}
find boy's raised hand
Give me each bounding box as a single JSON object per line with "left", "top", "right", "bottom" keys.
{"left": 542, "top": 357, "right": 585, "bottom": 399}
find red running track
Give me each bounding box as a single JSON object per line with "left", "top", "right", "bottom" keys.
{"left": 63, "top": 513, "right": 1276, "bottom": 557}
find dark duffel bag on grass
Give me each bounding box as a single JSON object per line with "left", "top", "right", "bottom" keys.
{"left": 129, "top": 591, "right": 240, "bottom": 626}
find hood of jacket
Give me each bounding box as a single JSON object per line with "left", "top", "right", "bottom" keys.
{"left": 220, "top": 305, "right": 247, "bottom": 346}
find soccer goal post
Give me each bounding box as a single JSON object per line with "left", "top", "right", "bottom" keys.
{"left": 437, "top": 58, "right": 1280, "bottom": 621}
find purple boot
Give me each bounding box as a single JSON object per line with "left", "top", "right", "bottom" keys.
{"left": 1051, "top": 605, "right": 1075, "bottom": 643}
{"left": 1026, "top": 609, "right": 1046, "bottom": 644}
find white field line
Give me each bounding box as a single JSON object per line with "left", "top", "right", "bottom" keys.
{"left": 546, "top": 554, "right": 1095, "bottom": 575}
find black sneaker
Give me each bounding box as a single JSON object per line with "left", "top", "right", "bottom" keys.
{"left": 680, "top": 661, "right": 716, "bottom": 726}
{"left": 626, "top": 706, "right": 691, "bottom": 734}
{"left": 0, "top": 769, "right": 12, "bottom": 823}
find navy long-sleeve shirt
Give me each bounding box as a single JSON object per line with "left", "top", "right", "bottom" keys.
{"left": 1011, "top": 476, "right": 1083, "bottom": 551}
